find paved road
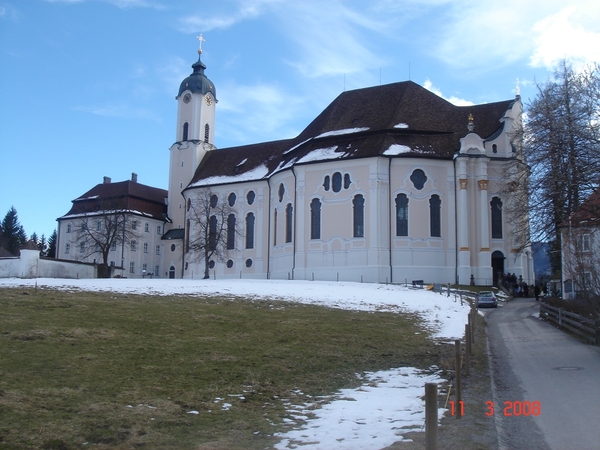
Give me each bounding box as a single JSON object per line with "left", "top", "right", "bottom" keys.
{"left": 485, "top": 297, "right": 600, "bottom": 450}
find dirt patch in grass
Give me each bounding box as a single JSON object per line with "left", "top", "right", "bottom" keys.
{"left": 1, "top": 286, "right": 457, "bottom": 449}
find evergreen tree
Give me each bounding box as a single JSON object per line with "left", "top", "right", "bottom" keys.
{"left": 1, "top": 207, "right": 27, "bottom": 255}
{"left": 47, "top": 229, "right": 57, "bottom": 258}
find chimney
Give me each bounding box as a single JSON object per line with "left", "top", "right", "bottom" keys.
{"left": 131, "top": 172, "right": 138, "bottom": 183}
{"left": 103, "top": 176, "right": 111, "bottom": 184}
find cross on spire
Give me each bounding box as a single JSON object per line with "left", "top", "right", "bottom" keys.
{"left": 197, "top": 34, "right": 205, "bottom": 54}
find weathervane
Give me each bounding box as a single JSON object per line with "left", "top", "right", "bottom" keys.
{"left": 197, "top": 34, "right": 205, "bottom": 54}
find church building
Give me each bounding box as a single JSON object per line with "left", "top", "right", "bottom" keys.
{"left": 58, "top": 43, "right": 534, "bottom": 286}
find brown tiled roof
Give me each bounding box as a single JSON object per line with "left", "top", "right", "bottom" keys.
{"left": 187, "top": 81, "right": 516, "bottom": 189}
{"left": 59, "top": 180, "right": 168, "bottom": 222}
{"left": 567, "top": 190, "right": 600, "bottom": 227}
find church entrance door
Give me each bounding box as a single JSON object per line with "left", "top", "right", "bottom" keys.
{"left": 169, "top": 266, "right": 176, "bottom": 279}
{"left": 491, "top": 251, "right": 505, "bottom": 286}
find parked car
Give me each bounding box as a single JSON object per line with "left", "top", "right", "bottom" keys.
{"left": 477, "top": 291, "right": 498, "bottom": 308}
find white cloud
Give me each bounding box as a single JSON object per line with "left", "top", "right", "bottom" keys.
{"left": 74, "top": 103, "right": 161, "bottom": 121}
{"left": 216, "top": 81, "right": 307, "bottom": 144}
{"left": 430, "top": 0, "right": 600, "bottom": 72}
{"left": 43, "top": 0, "right": 165, "bottom": 8}
{"left": 529, "top": 6, "right": 600, "bottom": 69}
{"left": 178, "top": 0, "right": 282, "bottom": 33}
{"left": 423, "top": 79, "right": 473, "bottom": 106}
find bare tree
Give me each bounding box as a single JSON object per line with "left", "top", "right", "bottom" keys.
{"left": 522, "top": 60, "right": 600, "bottom": 273}
{"left": 186, "top": 189, "right": 239, "bottom": 279}
{"left": 74, "top": 209, "right": 139, "bottom": 277}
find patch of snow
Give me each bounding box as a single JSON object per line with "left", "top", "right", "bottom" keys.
{"left": 190, "top": 163, "right": 269, "bottom": 187}
{"left": 394, "top": 123, "right": 409, "bottom": 129}
{"left": 315, "top": 128, "right": 369, "bottom": 139}
{"left": 296, "top": 147, "right": 340, "bottom": 164}
{"left": 187, "top": 410, "right": 199, "bottom": 414}
{"left": 283, "top": 138, "right": 312, "bottom": 155}
{"left": 235, "top": 158, "right": 248, "bottom": 167}
{"left": 275, "top": 367, "right": 445, "bottom": 449}
{"left": 383, "top": 144, "right": 412, "bottom": 156}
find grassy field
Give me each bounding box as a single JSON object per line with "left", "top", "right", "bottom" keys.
{"left": 0, "top": 286, "right": 453, "bottom": 449}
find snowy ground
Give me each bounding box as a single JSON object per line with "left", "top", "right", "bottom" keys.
{"left": 1, "top": 277, "right": 471, "bottom": 449}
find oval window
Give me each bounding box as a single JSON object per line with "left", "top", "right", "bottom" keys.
{"left": 247, "top": 190, "right": 256, "bottom": 205}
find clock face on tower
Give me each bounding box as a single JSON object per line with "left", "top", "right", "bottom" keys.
{"left": 205, "top": 95, "right": 213, "bottom": 106}
{"left": 183, "top": 93, "right": 192, "bottom": 104}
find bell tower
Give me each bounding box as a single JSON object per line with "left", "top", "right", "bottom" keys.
{"left": 167, "top": 35, "right": 217, "bottom": 230}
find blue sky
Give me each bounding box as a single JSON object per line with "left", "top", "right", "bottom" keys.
{"left": 1, "top": 0, "right": 599, "bottom": 240}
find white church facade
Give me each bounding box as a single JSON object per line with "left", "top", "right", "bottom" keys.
{"left": 57, "top": 45, "right": 534, "bottom": 286}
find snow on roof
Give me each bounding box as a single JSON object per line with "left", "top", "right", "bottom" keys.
{"left": 394, "top": 122, "right": 409, "bottom": 129}
{"left": 189, "top": 163, "right": 270, "bottom": 187}
{"left": 383, "top": 144, "right": 412, "bottom": 156}
{"left": 295, "top": 146, "right": 341, "bottom": 164}
{"left": 314, "top": 127, "right": 369, "bottom": 139}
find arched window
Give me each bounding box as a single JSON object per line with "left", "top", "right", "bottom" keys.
{"left": 210, "top": 194, "right": 218, "bottom": 208}
{"left": 310, "top": 198, "right": 321, "bottom": 239}
{"left": 285, "top": 203, "right": 293, "bottom": 243}
{"left": 65, "top": 242, "right": 70, "bottom": 254}
{"left": 182, "top": 122, "right": 189, "bottom": 141}
{"left": 278, "top": 183, "right": 285, "bottom": 202}
{"left": 491, "top": 197, "right": 503, "bottom": 238}
{"left": 395, "top": 194, "right": 409, "bottom": 236}
{"left": 332, "top": 172, "right": 342, "bottom": 192}
{"left": 209, "top": 215, "right": 217, "bottom": 250}
{"left": 323, "top": 176, "right": 330, "bottom": 191}
{"left": 429, "top": 195, "right": 441, "bottom": 237}
{"left": 227, "top": 214, "right": 236, "bottom": 250}
{"left": 204, "top": 124, "right": 210, "bottom": 143}
{"left": 246, "top": 190, "right": 256, "bottom": 205}
{"left": 245, "top": 213, "right": 255, "bottom": 249}
{"left": 353, "top": 194, "right": 364, "bottom": 237}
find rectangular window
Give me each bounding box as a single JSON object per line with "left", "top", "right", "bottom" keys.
{"left": 227, "top": 214, "right": 236, "bottom": 250}
{"left": 286, "top": 204, "right": 293, "bottom": 243}
{"left": 353, "top": 195, "right": 364, "bottom": 238}
{"left": 157, "top": 225, "right": 162, "bottom": 235}
{"left": 245, "top": 213, "right": 255, "bottom": 249}
{"left": 156, "top": 245, "right": 161, "bottom": 255}
{"left": 581, "top": 234, "right": 591, "bottom": 252}
{"left": 154, "top": 265, "right": 160, "bottom": 277}
{"left": 79, "top": 242, "right": 85, "bottom": 253}
{"left": 96, "top": 221, "right": 102, "bottom": 232}
{"left": 129, "top": 262, "right": 135, "bottom": 274}
{"left": 65, "top": 243, "right": 70, "bottom": 254}
{"left": 110, "top": 241, "right": 116, "bottom": 251}
{"left": 131, "top": 241, "right": 137, "bottom": 252}
{"left": 145, "top": 223, "right": 150, "bottom": 233}
{"left": 143, "top": 242, "right": 148, "bottom": 253}
{"left": 310, "top": 199, "right": 321, "bottom": 240}
{"left": 132, "top": 220, "right": 137, "bottom": 230}
{"left": 429, "top": 195, "right": 441, "bottom": 237}
{"left": 395, "top": 194, "right": 408, "bottom": 237}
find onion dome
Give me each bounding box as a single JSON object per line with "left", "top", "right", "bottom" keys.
{"left": 177, "top": 38, "right": 217, "bottom": 99}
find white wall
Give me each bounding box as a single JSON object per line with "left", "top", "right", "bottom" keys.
{"left": 0, "top": 250, "right": 97, "bottom": 279}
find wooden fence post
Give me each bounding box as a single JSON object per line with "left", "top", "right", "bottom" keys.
{"left": 465, "top": 324, "right": 471, "bottom": 376}
{"left": 425, "top": 382, "right": 438, "bottom": 450}
{"left": 455, "top": 339, "right": 462, "bottom": 418}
